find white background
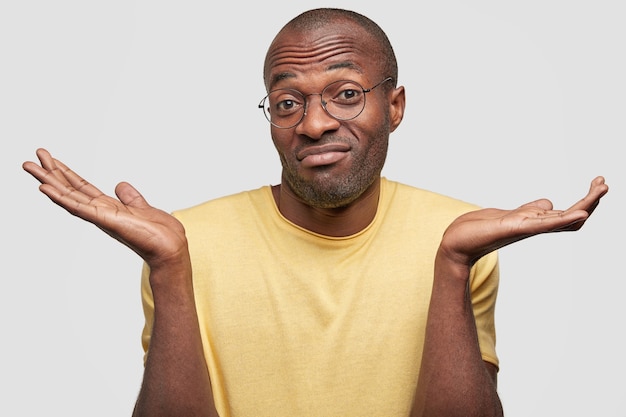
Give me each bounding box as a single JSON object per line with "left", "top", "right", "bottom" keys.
{"left": 2, "top": 1, "right": 624, "bottom": 416}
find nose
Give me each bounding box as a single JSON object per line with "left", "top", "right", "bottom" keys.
{"left": 294, "top": 94, "right": 341, "bottom": 139}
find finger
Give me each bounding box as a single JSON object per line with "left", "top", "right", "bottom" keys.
{"left": 115, "top": 181, "right": 151, "bottom": 209}
{"left": 24, "top": 148, "right": 110, "bottom": 207}
{"left": 528, "top": 210, "right": 588, "bottom": 232}
{"left": 501, "top": 203, "right": 588, "bottom": 237}
{"left": 52, "top": 157, "right": 106, "bottom": 200}
{"left": 37, "top": 181, "right": 101, "bottom": 220}
{"left": 23, "top": 163, "right": 89, "bottom": 208}
{"left": 23, "top": 150, "right": 61, "bottom": 185}
{"left": 529, "top": 206, "right": 592, "bottom": 233}
{"left": 22, "top": 148, "right": 112, "bottom": 211}
{"left": 520, "top": 198, "right": 554, "bottom": 211}
{"left": 27, "top": 159, "right": 100, "bottom": 207}
{"left": 22, "top": 160, "right": 46, "bottom": 183}
{"left": 23, "top": 149, "right": 83, "bottom": 195}
{"left": 35, "top": 148, "right": 74, "bottom": 187}
{"left": 565, "top": 176, "right": 609, "bottom": 215}
{"left": 519, "top": 177, "right": 608, "bottom": 233}
{"left": 36, "top": 148, "right": 55, "bottom": 171}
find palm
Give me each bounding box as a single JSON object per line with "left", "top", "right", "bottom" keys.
{"left": 439, "top": 176, "right": 608, "bottom": 266}
{"left": 23, "top": 148, "right": 188, "bottom": 267}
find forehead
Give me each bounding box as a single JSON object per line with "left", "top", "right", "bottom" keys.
{"left": 264, "top": 21, "right": 380, "bottom": 89}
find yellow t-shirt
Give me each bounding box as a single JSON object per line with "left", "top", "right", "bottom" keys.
{"left": 141, "top": 178, "right": 499, "bottom": 417}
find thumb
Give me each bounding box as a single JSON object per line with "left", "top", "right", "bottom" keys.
{"left": 115, "top": 181, "right": 150, "bottom": 208}
{"left": 521, "top": 198, "right": 554, "bottom": 211}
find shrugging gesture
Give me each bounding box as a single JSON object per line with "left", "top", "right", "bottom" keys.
{"left": 22, "top": 8, "right": 612, "bottom": 417}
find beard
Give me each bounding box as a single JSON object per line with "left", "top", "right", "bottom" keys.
{"left": 283, "top": 162, "right": 379, "bottom": 209}
{"left": 277, "top": 123, "right": 390, "bottom": 209}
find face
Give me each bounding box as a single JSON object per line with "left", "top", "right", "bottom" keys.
{"left": 264, "top": 20, "right": 404, "bottom": 209}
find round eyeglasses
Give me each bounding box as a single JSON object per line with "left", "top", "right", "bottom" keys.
{"left": 258, "top": 77, "right": 393, "bottom": 129}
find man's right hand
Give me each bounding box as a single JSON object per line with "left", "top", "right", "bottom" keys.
{"left": 23, "top": 148, "right": 190, "bottom": 273}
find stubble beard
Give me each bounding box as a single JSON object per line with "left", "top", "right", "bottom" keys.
{"left": 279, "top": 126, "right": 390, "bottom": 209}
{"left": 283, "top": 160, "right": 380, "bottom": 209}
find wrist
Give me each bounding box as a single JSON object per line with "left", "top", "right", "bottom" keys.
{"left": 434, "top": 246, "right": 472, "bottom": 286}
{"left": 147, "top": 246, "right": 193, "bottom": 292}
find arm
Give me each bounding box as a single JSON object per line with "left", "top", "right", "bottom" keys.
{"left": 412, "top": 176, "right": 609, "bottom": 417}
{"left": 23, "top": 148, "right": 219, "bottom": 417}
{"left": 133, "top": 257, "right": 217, "bottom": 417}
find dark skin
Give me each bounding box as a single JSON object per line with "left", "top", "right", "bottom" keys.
{"left": 22, "top": 151, "right": 217, "bottom": 417}
{"left": 23, "top": 16, "right": 608, "bottom": 417}
{"left": 265, "top": 21, "right": 404, "bottom": 237}
{"left": 413, "top": 178, "right": 608, "bottom": 416}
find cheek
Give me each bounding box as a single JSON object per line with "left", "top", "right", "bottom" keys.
{"left": 361, "top": 112, "right": 391, "bottom": 158}
{"left": 360, "top": 99, "right": 390, "bottom": 131}
{"left": 270, "top": 130, "right": 297, "bottom": 167}
{"left": 359, "top": 111, "right": 391, "bottom": 147}
{"left": 270, "top": 130, "right": 289, "bottom": 153}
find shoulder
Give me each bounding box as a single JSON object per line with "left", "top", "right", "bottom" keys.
{"left": 381, "top": 178, "right": 481, "bottom": 219}
{"left": 171, "top": 186, "right": 273, "bottom": 226}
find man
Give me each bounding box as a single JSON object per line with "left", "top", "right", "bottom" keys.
{"left": 23, "top": 8, "right": 608, "bottom": 417}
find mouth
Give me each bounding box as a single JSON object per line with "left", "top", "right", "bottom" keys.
{"left": 296, "top": 143, "right": 352, "bottom": 168}
{"left": 296, "top": 143, "right": 351, "bottom": 161}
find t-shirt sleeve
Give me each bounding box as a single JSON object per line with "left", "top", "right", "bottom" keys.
{"left": 140, "top": 261, "right": 154, "bottom": 365}
{"left": 469, "top": 250, "right": 500, "bottom": 369}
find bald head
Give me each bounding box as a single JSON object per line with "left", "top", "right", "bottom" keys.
{"left": 264, "top": 8, "right": 398, "bottom": 88}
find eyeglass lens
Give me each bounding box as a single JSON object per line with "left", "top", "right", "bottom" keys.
{"left": 262, "top": 80, "right": 367, "bottom": 128}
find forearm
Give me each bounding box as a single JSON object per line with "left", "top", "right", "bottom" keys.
{"left": 411, "top": 256, "right": 502, "bottom": 417}
{"left": 133, "top": 262, "right": 218, "bottom": 417}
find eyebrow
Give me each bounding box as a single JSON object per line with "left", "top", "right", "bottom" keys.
{"left": 327, "top": 61, "right": 364, "bottom": 73}
{"left": 269, "top": 61, "right": 364, "bottom": 88}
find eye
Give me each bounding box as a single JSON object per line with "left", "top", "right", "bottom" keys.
{"left": 337, "top": 88, "right": 360, "bottom": 102}
{"left": 325, "top": 81, "right": 364, "bottom": 105}
{"left": 269, "top": 90, "right": 304, "bottom": 116}
{"left": 277, "top": 99, "right": 297, "bottom": 112}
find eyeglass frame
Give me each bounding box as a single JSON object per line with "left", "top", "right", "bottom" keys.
{"left": 258, "top": 77, "right": 394, "bottom": 129}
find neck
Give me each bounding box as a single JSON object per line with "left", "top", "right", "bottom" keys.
{"left": 272, "top": 178, "right": 381, "bottom": 237}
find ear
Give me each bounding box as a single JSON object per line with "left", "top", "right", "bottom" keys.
{"left": 388, "top": 85, "right": 406, "bottom": 132}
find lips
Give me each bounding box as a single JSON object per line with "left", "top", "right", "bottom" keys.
{"left": 296, "top": 143, "right": 351, "bottom": 161}
{"left": 295, "top": 143, "right": 352, "bottom": 168}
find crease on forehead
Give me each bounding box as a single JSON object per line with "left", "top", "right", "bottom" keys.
{"left": 271, "top": 61, "right": 364, "bottom": 87}
{"left": 265, "top": 30, "right": 372, "bottom": 89}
